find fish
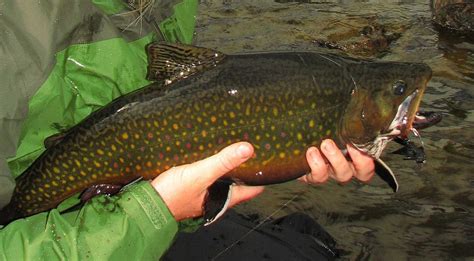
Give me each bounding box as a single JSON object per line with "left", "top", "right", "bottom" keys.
{"left": 0, "top": 43, "right": 433, "bottom": 225}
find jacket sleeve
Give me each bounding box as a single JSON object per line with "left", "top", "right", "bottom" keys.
{"left": 0, "top": 181, "right": 178, "bottom": 260}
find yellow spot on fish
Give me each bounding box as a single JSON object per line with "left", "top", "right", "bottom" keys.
{"left": 119, "top": 157, "right": 125, "bottom": 163}
{"left": 279, "top": 152, "right": 286, "bottom": 158}
{"left": 53, "top": 167, "right": 60, "bottom": 174}
{"left": 52, "top": 191, "right": 57, "bottom": 195}
{"left": 135, "top": 165, "right": 142, "bottom": 171}
{"left": 74, "top": 159, "right": 81, "bottom": 167}
{"left": 318, "top": 125, "right": 323, "bottom": 131}
{"left": 80, "top": 171, "right": 87, "bottom": 177}
{"left": 293, "top": 150, "right": 301, "bottom": 155}
{"left": 276, "top": 144, "right": 281, "bottom": 149}
{"left": 38, "top": 187, "right": 44, "bottom": 193}
{"left": 44, "top": 184, "right": 50, "bottom": 188}
{"left": 94, "top": 161, "right": 101, "bottom": 168}
{"left": 52, "top": 181, "right": 59, "bottom": 186}
{"left": 146, "top": 161, "right": 152, "bottom": 168}
{"left": 130, "top": 144, "right": 136, "bottom": 149}
{"left": 297, "top": 98, "right": 304, "bottom": 105}
{"left": 256, "top": 135, "right": 261, "bottom": 141}
{"left": 309, "top": 120, "right": 315, "bottom": 128}
{"left": 92, "top": 174, "right": 98, "bottom": 179}
{"left": 297, "top": 133, "right": 303, "bottom": 141}
{"left": 62, "top": 163, "right": 69, "bottom": 169}
{"left": 173, "top": 123, "right": 179, "bottom": 130}
{"left": 272, "top": 108, "right": 279, "bottom": 117}
{"left": 197, "top": 117, "right": 203, "bottom": 123}
{"left": 154, "top": 121, "right": 159, "bottom": 127}
{"left": 122, "top": 133, "right": 129, "bottom": 140}
{"left": 166, "top": 146, "right": 171, "bottom": 152}
{"left": 229, "top": 112, "right": 236, "bottom": 118}
{"left": 44, "top": 193, "right": 50, "bottom": 198}
{"left": 245, "top": 105, "right": 251, "bottom": 116}
{"left": 199, "top": 145, "right": 204, "bottom": 151}
{"left": 325, "top": 129, "right": 331, "bottom": 136}
{"left": 97, "top": 149, "right": 104, "bottom": 155}
{"left": 25, "top": 195, "right": 31, "bottom": 201}
{"left": 134, "top": 133, "right": 140, "bottom": 139}
{"left": 201, "top": 130, "right": 208, "bottom": 137}
{"left": 105, "top": 173, "right": 112, "bottom": 177}
{"left": 176, "top": 141, "right": 181, "bottom": 146}
{"left": 68, "top": 176, "right": 75, "bottom": 181}
{"left": 223, "top": 120, "right": 228, "bottom": 126}
{"left": 211, "top": 116, "right": 217, "bottom": 123}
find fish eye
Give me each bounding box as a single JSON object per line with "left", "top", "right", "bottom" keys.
{"left": 393, "top": 80, "right": 406, "bottom": 96}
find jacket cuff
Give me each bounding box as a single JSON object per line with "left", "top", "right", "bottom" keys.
{"left": 119, "top": 181, "right": 179, "bottom": 242}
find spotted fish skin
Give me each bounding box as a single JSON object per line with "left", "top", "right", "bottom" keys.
{"left": 0, "top": 44, "right": 431, "bottom": 224}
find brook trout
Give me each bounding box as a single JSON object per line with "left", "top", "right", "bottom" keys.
{"left": 0, "top": 43, "right": 432, "bottom": 225}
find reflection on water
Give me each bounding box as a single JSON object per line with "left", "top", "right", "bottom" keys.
{"left": 196, "top": 0, "right": 474, "bottom": 259}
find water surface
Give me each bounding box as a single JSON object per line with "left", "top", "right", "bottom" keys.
{"left": 195, "top": 1, "right": 474, "bottom": 259}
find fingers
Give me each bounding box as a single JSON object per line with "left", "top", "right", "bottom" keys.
{"left": 320, "top": 139, "right": 353, "bottom": 183}
{"left": 228, "top": 185, "right": 265, "bottom": 208}
{"left": 299, "top": 147, "right": 329, "bottom": 183}
{"left": 302, "top": 139, "right": 375, "bottom": 186}
{"left": 346, "top": 145, "right": 375, "bottom": 182}
{"left": 186, "top": 142, "right": 254, "bottom": 187}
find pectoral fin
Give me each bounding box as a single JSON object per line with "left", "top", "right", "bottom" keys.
{"left": 146, "top": 42, "right": 226, "bottom": 83}
{"left": 203, "top": 179, "right": 233, "bottom": 226}
{"left": 374, "top": 158, "right": 399, "bottom": 193}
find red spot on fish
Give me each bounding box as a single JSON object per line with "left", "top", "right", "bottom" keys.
{"left": 173, "top": 155, "right": 179, "bottom": 161}
{"left": 218, "top": 137, "right": 224, "bottom": 144}
{"left": 265, "top": 143, "right": 271, "bottom": 150}
{"left": 280, "top": 132, "right": 287, "bottom": 138}
{"left": 159, "top": 153, "right": 164, "bottom": 159}
{"left": 147, "top": 132, "right": 153, "bottom": 139}
{"left": 165, "top": 135, "right": 171, "bottom": 141}
{"left": 243, "top": 133, "right": 249, "bottom": 140}
{"left": 140, "top": 147, "right": 145, "bottom": 152}
{"left": 113, "top": 162, "right": 119, "bottom": 169}
{"left": 186, "top": 123, "right": 193, "bottom": 129}
{"left": 186, "top": 143, "right": 192, "bottom": 149}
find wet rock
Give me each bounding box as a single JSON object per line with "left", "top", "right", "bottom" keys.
{"left": 313, "top": 21, "right": 403, "bottom": 57}
{"left": 431, "top": 0, "right": 474, "bottom": 35}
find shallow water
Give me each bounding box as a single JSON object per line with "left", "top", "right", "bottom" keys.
{"left": 195, "top": 1, "right": 474, "bottom": 259}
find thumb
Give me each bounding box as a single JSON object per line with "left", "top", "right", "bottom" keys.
{"left": 186, "top": 142, "right": 254, "bottom": 188}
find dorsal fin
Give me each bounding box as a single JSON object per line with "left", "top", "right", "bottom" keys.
{"left": 44, "top": 133, "right": 66, "bottom": 149}
{"left": 146, "top": 42, "right": 226, "bottom": 84}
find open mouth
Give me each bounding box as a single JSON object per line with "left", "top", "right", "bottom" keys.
{"left": 386, "top": 90, "right": 419, "bottom": 137}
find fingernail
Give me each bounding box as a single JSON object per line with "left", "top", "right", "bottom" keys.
{"left": 237, "top": 143, "right": 252, "bottom": 158}
{"left": 308, "top": 148, "right": 319, "bottom": 165}
{"left": 322, "top": 140, "right": 336, "bottom": 155}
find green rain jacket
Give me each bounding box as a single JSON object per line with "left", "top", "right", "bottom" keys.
{"left": 0, "top": 0, "right": 198, "bottom": 259}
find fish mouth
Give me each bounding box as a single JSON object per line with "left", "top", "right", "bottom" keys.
{"left": 386, "top": 90, "right": 419, "bottom": 138}
{"left": 355, "top": 90, "right": 421, "bottom": 159}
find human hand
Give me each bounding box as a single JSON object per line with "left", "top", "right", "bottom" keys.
{"left": 150, "top": 142, "right": 264, "bottom": 221}
{"left": 299, "top": 139, "right": 375, "bottom": 184}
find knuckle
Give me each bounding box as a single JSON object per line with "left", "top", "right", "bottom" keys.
{"left": 217, "top": 154, "right": 235, "bottom": 173}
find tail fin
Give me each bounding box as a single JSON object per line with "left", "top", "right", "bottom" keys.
{"left": 0, "top": 203, "right": 18, "bottom": 226}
